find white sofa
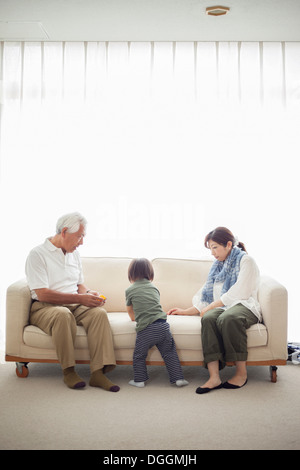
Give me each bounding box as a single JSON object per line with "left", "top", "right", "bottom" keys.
{"left": 5, "top": 257, "right": 288, "bottom": 382}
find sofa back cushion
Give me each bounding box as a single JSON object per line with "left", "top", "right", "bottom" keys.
{"left": 81, "top": 257, "right": 132, "bottom": 312}
{"left": 81, "top": 257, "right": 213, "bottom": 313}
{"left": 152, "top": 258, "right": 212, "bottom": 311}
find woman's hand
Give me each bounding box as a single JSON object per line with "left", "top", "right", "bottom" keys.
{"left": 167, "top": 306, "right": 199, "bottom": 316}
{"left": 200, "top": 300, "right": 224, "bottom": 317}
{"left": 167, "top": 308, "right": 185, "bottom": 315}
{"left": 200, "top": 307, "right": 209, "bottom": 317}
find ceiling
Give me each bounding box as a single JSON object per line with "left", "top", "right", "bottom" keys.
{"left": 0, "top": 0, "right": 300, "bottom": 42}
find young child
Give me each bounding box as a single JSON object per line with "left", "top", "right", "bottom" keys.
{"left": 125, "top": 258, "right": 188, "bottom": 388}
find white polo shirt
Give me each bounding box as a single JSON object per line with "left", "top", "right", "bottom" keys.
{"left": 25, "top": 238, "right": 84, "bottom": 300}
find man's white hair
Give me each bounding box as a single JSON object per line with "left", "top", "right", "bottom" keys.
{"left": 56, "top": 212, "right": 87, "bottom": 234}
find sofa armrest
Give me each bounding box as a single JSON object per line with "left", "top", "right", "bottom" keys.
{"left": 6, "top": 278, "right": 32, "bottom": 357}
{"left": 258, "top": 275, "right": 288, "bottom": 360}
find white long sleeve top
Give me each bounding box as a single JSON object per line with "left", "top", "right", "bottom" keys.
{"left": 192, "top": 255, "right": 262, "bottom": 321}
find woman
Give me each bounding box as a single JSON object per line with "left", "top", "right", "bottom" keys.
{"left": 167, "top": 227, "right": 262, "bottom": 394}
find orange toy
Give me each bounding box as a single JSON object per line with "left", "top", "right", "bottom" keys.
{"left": 99, "top": 294, "right": 106, "bottom": 300}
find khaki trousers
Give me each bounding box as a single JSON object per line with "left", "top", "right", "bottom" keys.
{"left": 201, "top": 303, "right": 258, "bottom": 369}
{"left": 30, "top": 302, "right": 116, "bottom": 373}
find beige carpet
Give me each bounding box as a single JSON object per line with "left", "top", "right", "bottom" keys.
{"left": 0, "top": 355, "right": 300, "bottom": 451}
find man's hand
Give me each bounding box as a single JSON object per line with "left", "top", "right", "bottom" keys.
{"left": 80, "top": 293, "right": 106, "bottom": 307}
{"left": 34, "top": 287, "right": 106, "bottom": 307}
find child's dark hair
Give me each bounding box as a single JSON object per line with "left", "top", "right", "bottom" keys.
{"left": 128, "top": 258, "right": 154, "bottom": 282}
{"left": 204, "top": 227, "right": 247, "bottom": 253}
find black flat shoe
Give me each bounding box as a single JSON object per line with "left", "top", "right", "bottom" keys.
{"left": 195, "top": 383, "right": 223, "bottom": 394}
{"left": 222, "top": 379, "right": 248, "bottom": 389}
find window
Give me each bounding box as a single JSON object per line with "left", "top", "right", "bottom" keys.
{"left": 0, "top": 41, "right": 299, "bottom": 346}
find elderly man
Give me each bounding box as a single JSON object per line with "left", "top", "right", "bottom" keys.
{"left": 25, "top": 212, "right": 119, "bottom": 392}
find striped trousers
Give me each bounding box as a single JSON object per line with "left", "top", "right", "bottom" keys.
{"left": 133, "top": 319, "right": 184, "bottom": 383}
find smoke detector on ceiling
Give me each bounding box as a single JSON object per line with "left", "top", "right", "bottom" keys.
{"left": 206, "top": 6, "right": 230, "bottom": 16}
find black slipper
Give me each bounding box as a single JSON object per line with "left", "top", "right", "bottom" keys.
{"left": 195, "top": 383, "right": 223, "bottom": 394}
{"left": 222, "top": 379, "right": 248, "bottom": 389}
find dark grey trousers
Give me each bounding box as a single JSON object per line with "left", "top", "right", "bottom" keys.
{"left": 133, "top": 320, "right": 184, "bottom": 383}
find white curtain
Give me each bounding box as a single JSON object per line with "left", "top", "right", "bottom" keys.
{"left": 1, "top": 41, "right": 300, "bottom": 347}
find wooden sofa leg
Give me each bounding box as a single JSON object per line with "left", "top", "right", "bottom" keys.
{"left": 16, "top": 362, "right": 29, "bottom": 378}
{"left": 270, "top": 365, "right": 277, "bottom": 383}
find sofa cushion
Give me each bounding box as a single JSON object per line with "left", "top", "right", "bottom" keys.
{"left": 23, "top": 325, "right": 90, "bottom": 350}
{"left": 23, "top": 312, "right": 268, "bottom": 351}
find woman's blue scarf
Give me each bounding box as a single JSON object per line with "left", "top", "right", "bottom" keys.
{"left": 201, "top": 246, "right": 246, "bottom": 304}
